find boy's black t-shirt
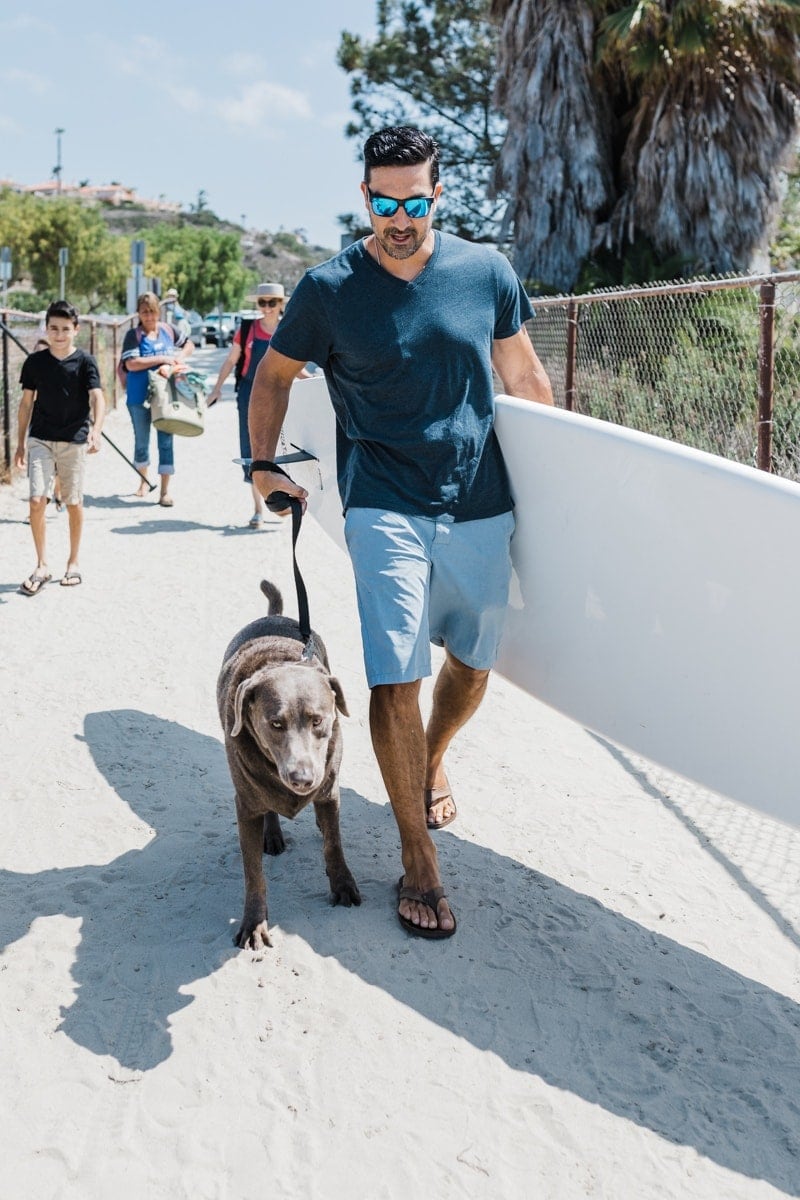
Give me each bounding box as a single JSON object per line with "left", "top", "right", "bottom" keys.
{"left": 20, "top": 348, "right": 101, "bottom": 443}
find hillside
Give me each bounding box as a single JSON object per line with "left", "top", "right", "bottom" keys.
{"left": 98, "top": 203, "right": 337, "bottom": 290}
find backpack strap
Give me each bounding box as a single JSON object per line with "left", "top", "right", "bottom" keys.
{"left": 234, "top": 318, "right": 254, "bottom": 390}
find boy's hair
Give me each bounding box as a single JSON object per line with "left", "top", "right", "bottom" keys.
{"left": 363, "top": 126, "right": 440, "bottom": 188}
{"left": 45, "top": 299, "right": 79, "bottom": 326}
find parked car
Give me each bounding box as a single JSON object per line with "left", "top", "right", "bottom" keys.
{"left": 185, "top": 309, "right": 204, "bottom": 347}
{"left": 203, "top": 312, "right": 236, "bottom": 347}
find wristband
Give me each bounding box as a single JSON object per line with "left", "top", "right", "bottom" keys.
{"left": 250, "top": 460, "right": 289, "bottom": 476}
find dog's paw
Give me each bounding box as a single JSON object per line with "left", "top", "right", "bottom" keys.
{"left": 329, "top": 874, "right": 362, "bottom": 908}
{"left": 263, "top": 830, "right": 286, "bottom": 856}
{"left": 235, "top": 921, "right": 273, "bottom": 950}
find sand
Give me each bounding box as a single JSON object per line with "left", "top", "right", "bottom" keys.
{"left": 2, "top": 357, "right": 799, "bottom": 1199}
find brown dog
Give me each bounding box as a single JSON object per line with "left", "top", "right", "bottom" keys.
{"left": 217, "top": 580, "right": 361, "bottom": 949}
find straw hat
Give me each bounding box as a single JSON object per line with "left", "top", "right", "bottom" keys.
{"left": 164, "top": 287, "right": 179, "bottom": 300}
{"left": 248, "top": 282, "right": 285, "bottom": 302}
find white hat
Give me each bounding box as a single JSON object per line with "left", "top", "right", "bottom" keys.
{"left": 165, "top": 287, "right": 179, "bottom": 300}
{"left": 248, "top": 282, "right": 285, "bottom": 302}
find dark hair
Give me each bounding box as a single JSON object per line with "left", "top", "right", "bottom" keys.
{"left": 45, "top": 299, "right": 79, "bottom": 325}
{"left": 363, "top": 126, "right": 440, "bottom": 188}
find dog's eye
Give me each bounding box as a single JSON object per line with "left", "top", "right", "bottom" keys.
{"left": 310, "top": 715, "right": 323, "bottom": 727}
{"left": 270, "top": 720, "right": 284, "bottom": 730}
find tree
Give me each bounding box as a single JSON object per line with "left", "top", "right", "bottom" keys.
{"left": 136, "top": 223, "right": 250, "bottom": 313}
{"left": 0, "top": 189, "right": 128, "bottom": 311}
{"left": 338, "top": 0, "right": 506, "bottom": 241}
{"left": 491, "top": 0, "right": 800, "bottom": 291}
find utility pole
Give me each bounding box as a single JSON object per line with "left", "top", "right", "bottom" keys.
{"left": 58, "top": 247, "right": 69, "bottom": 299}
{"left": 0, "top": 247, "right": 11, "bottom": 309}
{"left": 54, "top": 127, "right": 64, "bottom": 193}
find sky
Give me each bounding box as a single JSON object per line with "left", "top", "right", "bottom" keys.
{"left": 0, "top": 1, "right": 378, "bottom": 251}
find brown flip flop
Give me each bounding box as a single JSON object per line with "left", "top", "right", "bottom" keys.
{"left": 424, "top": 783, "right": 457, "bottom": 830}
{"left": 397, "top": 877, "right": 457, "bottom": 939}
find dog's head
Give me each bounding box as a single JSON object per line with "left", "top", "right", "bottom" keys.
{"left": 230, "top": 663, "right": 348, "bottom": 795}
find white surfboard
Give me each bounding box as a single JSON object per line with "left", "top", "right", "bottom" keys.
{"left": 280, "top": 375, "right": 800, "bottom": 829}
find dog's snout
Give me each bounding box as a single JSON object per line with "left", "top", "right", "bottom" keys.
{"left": 287, "top": 765, "right": 315, "bottom": 790}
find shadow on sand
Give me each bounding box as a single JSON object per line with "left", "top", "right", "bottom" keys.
{"left": 0, "top": 709, "right": 797, "bottom": 1193}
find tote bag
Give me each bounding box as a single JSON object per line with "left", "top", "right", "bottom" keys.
{"left": 147, "top": 370, "right": 206, "bottom": 437}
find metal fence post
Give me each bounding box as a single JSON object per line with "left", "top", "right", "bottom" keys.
{"left": 111, "top": 323, "right": 119, "bottom": 407}
{"left": 757, "top": 280, "right": 776, "bottom": 472}
{"left": 2, "top": 314, "right": 9, "bottom": 473}
{"left": 564, "top": 298, "right": 578, "bottom": 412}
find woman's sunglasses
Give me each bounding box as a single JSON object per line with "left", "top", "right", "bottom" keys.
{"left": 257, "top": 298, "right": 281, "bottom": 308}
{"left": 367, "top": 189, "right": 435, "bottom": 220}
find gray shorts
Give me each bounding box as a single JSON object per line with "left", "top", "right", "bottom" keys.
{"left": 27, "top": 438, "right": 87, "bottom": 505}
{"left": 344, "top": 507, "right": 515, "bottom": 687}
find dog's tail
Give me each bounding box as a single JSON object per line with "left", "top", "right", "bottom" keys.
{"left": 259, "top": 579, "right": 284, "bottom": 616}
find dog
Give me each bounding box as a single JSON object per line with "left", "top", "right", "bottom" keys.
{"left": 217, "top": 580, "right": 361, "bottom": 949}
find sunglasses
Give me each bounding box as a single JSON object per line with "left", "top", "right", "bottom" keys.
{"left": 367, "top": 189, "right": 435, "bottom": 220}
{"left": 257, "top": 298, "right": 281, "bottom": 308}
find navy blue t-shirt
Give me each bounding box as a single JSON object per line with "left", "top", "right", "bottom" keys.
{"left": 270, "top": 231, "right": 534, "bottom": 522}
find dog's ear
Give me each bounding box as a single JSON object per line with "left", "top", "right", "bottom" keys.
{"left": 231, "top": 677, "right": 256, "bottom": 737}
{"left": 328, "top": 676, "right": 349, "bottom": 717}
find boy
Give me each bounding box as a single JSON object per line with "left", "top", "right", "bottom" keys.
{"left": 14, "top": 299, "right": 106, "bottom": 593}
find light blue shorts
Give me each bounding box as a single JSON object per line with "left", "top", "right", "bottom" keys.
{"left": 344, "top": 507, "right": 515, "bottom": 687}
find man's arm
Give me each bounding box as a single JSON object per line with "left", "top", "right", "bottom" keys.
{"left": 87, "top": 387, "right": 106, "bottom": 453}
{"left": 14, "top": 389, "right": 35, "bottom": 468}
{"left": 492, "top": 327, "right": 554, "bottom": 406}
{"left": 248, "top": 346, "right": 310, "bottom": 511}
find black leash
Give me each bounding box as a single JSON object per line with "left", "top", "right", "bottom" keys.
{"left": 251, "top": 459, "right": 315, "bottom": 659}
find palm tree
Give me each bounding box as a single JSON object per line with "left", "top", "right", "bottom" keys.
{"left": 490, "top": 0, "right": 615, "bottom": 290}
{"left": 491, "top": 0, "right": 800, "bottom": 290}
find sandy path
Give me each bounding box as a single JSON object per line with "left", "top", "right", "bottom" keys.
{"left": 1, "top": 359, "right": 799, "bottom": 1198}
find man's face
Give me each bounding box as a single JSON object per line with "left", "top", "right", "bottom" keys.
{"left": 45, "top": 317, "right": 77, "bottom": 352}
{"left": 361, "top": 162, "right": 442, "bottom": 261}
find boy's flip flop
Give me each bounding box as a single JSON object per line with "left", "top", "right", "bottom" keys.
{"left": 20, "top": 572, "right": 51, "bottom": 596}
{"left": 397, "top": 877, "right": 457, "bottom": 939}
{"left": 60, "top": 571, "right": 82, "bottom": 587}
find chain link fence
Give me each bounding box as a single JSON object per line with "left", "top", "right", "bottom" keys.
{"left": 526, "top": 270, "right": 800, "bottom": 481}
{"left": 1, "top": 309, "right": 136, "bottom": 482}
{"left": 5, "top": 272, "right": 800, "bottom": 484}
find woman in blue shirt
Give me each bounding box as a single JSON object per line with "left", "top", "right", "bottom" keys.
{"left": 120, "top": 291, "right": 193, "bottom": 506}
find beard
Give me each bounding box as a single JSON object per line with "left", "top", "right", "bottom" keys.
{"left": 375, "top": 224, "right": 429, "bottom": 260}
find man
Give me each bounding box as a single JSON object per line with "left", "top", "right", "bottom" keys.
{"left": 248, "top": 126, "right": 553, "bottom": 938}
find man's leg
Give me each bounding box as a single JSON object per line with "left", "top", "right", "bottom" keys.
{"left": 425, "top": 651, "right": 490, "bottom": 825}
{"left": 369, "top": 680, "right": 455, "bottom": 933}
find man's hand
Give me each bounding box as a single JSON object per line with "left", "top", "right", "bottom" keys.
{"left": 13, "top": 444, "right": 26, "bottom": 470}
{"left": 251, "top": 468, "right": 308, "bottom": 516}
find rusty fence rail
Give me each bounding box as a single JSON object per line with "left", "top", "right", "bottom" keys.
{"left": 1, "top": 309, "right": 136, "bottom": 481}
{"left": 526, "top": 270, "right": 800, "bottom": 480}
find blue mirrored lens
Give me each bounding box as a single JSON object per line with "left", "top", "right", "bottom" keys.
{"left": 369, "top": 194, "right": 434, "bottom": 219}
{"left": 370, "top": 196, "right": 400, "bottom": 217}
{"left": 402, "top": 197, "right": 432, "bottom": 218}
